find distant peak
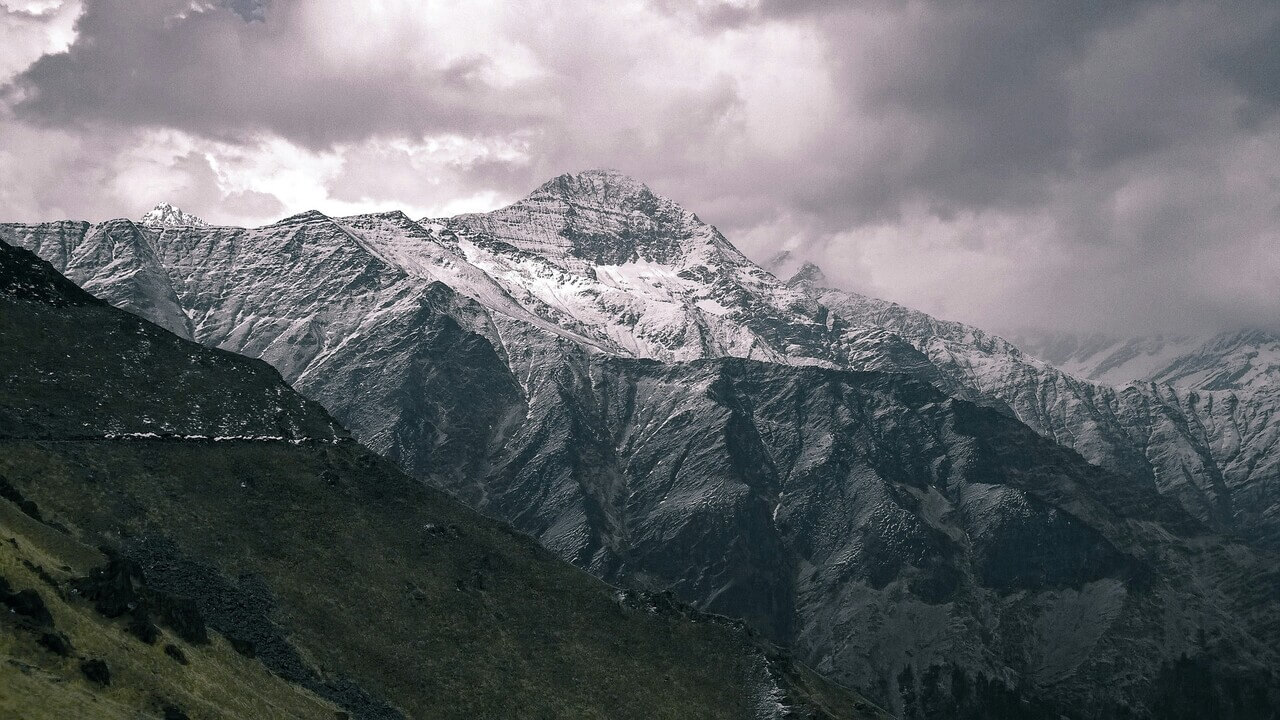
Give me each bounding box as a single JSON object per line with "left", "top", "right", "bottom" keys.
{"left": 767, "top": 250, "right": 793, "bottom": 268}
{"left": 764, "top": 250, "right": 826, "bottom": 287}
{"left": 271, "top": 209, "right": 332, "bottom": 226}
{"left": 450, "top": 169, "right": 720, "bottom": 268}
{"left": 557, "top": 168, "right": 645, "bottom": 185}
{"left": 140, "top": 202, "right": 208, "bottom": 228}
{"left": 787, "top": 262, "right": 828, "bottom": 288}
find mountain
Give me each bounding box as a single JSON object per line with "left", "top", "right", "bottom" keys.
{"left": 0, "top": 238, "right": 879, "bottom": 719}
{"left": 1006, "top": 330, "right": 1205, "bottom": 385}
{"left": 4, "top": 171, "right": 1279, "bottom": 717}
{"left": 140, "top": 202, "right": 209, "bottom": 228}
{"left": 1147, "top": 329, "right": 1280, "bottom": 391}
{"left": 785, "top": 271, "right": 1280, "bottom": 550}
{"left": 1009, "top": 328, "right": 1280, "bottom": 393}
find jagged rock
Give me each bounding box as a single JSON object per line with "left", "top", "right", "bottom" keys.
{"left": 805, "top": 285, "right": 1280, "bottom": 549}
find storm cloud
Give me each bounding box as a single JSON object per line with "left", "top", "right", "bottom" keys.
{"left": 1, "top": 0, "right": 1277, "bottom": 335}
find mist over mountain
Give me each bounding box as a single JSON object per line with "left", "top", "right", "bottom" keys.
{"left": 5, "top": 170, "right": 1278, "bottom": 718}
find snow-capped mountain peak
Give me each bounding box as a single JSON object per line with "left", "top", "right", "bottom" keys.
{"left": 140, "top": 202, "right": 209, "bottom": 228}
{"left": 1146, "top": 327, "right": 1280, "bottom": 391}
{"left": 786, "top": 261, "right": 828, "bottom": 288}
{"left": 533, "top": 168, "right": 655, "bottom": 202}
{"left": 449, "top": 169, "right": 718, "bottom": 270}
{"left": 409, "top": 170, "right": 851, "bottom": 364}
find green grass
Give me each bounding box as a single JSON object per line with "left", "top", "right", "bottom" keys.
{"left": 0, "top": 439, "right": 781, "bottom": 718}
{"left": 0, "top": 499, "right": 343, "bottom": 720}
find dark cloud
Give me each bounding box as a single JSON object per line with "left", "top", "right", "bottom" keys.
{"left": 1211, "top": 15, "right": 1280, "bottom": 126}
{"left": 752, "top": 2, "right": 1161, "bottom": 221}
{"left": 0, "top": 0, "right": 1277, "bottom": 334}
{"left": 617, "top": 0, "right": 1280, "bottom": 333}
{"left": 5, "top": 0, "right": 549, "bottom": 148}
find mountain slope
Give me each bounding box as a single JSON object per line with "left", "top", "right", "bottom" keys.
{"left": 1147, "top": 329, "right": 1280, "bottom": 391}
{"left": 5, "top": 172, "right": 1280, "bottom": 717}
{"left": 1009, "top": 328, "right": 1280, "bottom": 393}
{"left": 0, "top": 493, "right": 348, "bottom": 720}
{"left": 791, "top": 273, "right": 1280, "bottom": 550}
{"left": 0, "top": 238, "right": 879, "bottom": 719}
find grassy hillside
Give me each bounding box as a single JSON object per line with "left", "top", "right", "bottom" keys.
{"left": 0, "top": 498, "right": 344, "bottom": 720}
{"left": 0, "top": 239, "right": 886, "bottom": 718}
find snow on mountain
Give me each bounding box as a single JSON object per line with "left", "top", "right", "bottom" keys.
{"left": 1147, "top": 328, "right": 1280, "bottom": 390}
{"left": 4, "top": 170, "right": 1279, "bottom": 717}
{"left": 1008, "top": 329, "right": 1198, "bottom": 383}
{"left": 1010, "top": 327, "right": 1280, "bottom": 394}
{"left": 438, "top": 169, "right": 845, "bottom": 365}
{"left": 140, "top": 202, "right": 209, "bottom": 228}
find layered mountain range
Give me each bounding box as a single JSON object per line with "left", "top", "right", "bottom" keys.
{"left": 788, "top": 277, "right": 1280, "bottom": 550}
{"left": 1, "top": 238, "right": 873, "bottom": 719}
{"left": 4, "top": 170, "right": 1278, "bottom": 717}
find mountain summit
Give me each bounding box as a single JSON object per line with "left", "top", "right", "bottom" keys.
{"left": 140, "top": 202, "right": 208, "bottom": 228}
{"left": 534, "top": 168, "right": 655, "bottom": 203}
{"left": 450, "top": 169, "right": 717, "bottom": 269}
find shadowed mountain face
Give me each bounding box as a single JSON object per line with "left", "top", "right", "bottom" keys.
{"left": 4, "top": 171, "right": 1280, "bottom": 717}
{"left": 0, "top": 239, "right": 879, "bottom": 720}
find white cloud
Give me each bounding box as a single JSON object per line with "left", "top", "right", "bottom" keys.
{"left": 0, "top": 0, "right": 79, "bottom": 83}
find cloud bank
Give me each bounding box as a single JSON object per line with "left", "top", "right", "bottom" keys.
{"left": 1, "top": 0, "right": 1277, "bottom": 334}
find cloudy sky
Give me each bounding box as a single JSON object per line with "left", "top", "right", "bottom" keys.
{"left": 1, "top": 0, "right": 1277, "bottom": 335}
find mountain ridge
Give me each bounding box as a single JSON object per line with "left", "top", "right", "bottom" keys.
{"left": 5, "top": 170, "right": 1279, "bottom": 717}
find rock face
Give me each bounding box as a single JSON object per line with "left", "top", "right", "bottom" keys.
{"left": 4, "top": 171, "right": 1279, "bottom": 717}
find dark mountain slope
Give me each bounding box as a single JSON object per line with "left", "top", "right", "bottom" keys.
{"left": 0, "top": 240, "right": 880, "bottom": 719}
{"left": 446, "top": 350, "right": 1280, "bottom": 718}
{"left": 800, "top": 276, "right": 1280, "bottom": 551}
